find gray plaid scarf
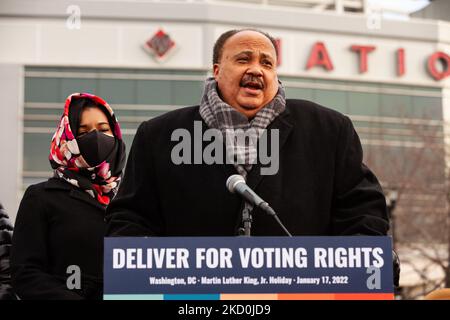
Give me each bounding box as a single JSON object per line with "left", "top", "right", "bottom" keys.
{"left": 199, "top": 77, "right": 286, "bottom": 179}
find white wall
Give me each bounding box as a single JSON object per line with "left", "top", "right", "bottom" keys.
{"left": 0, "top": 0, "right": 449, "bottom": 88}
{"left": 0, "top": 64, "right": 23, "bottom": 222}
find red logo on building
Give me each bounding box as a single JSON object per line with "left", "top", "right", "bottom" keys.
{"left": 144, "top": 29, "right": 176, "bottom": 61}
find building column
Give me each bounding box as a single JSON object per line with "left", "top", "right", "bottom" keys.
{"left": 0, "top": 64, "right": 24, "bottom": 223}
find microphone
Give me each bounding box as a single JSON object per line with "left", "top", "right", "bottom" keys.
{"left": 226, "top": 174, "right": 292, "bottom": 236}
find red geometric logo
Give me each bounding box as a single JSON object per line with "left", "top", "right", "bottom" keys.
{"left": 143, "top": 28, "right": 176, "bottom": 61}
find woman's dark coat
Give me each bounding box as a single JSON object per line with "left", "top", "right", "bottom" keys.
{"left": 11, "top": 178, "right": 105, "bottom": 300}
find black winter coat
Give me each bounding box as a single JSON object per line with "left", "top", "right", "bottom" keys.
{"left": 106, "top": 99, "right": 389, "bottom": 237}
{"left": 11, "top": 178, "right": 105, "bottom": 300}
{"left": 0, "top": 203, "right": 15, "bottom": 300}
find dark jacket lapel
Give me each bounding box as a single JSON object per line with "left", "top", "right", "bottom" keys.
{"left": 246, "top": 105, "right": 295, "bottom": 191}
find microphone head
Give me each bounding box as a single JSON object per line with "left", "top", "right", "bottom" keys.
{"left": 226, "top": 174, "right": 245, "bottom": 193}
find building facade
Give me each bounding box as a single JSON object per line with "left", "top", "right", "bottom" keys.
{"left": 0, "top": 0, "right": 449, "bottom": 246}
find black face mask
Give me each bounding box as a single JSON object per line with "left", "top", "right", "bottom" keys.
{"left": 77, "top": 130, "right": 116, "bottom": 167}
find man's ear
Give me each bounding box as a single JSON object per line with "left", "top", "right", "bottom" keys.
{"left": 213, "top": 64, "right": 220, "bottom": 80}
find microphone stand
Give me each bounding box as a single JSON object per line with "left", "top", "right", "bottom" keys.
{"left": 227, "top": 174, "right": 292, "bottom": 237}
{"left": 239, "top": 205, "right": 253, "bottom": 237}
{"left": 238, "top": 202, "right": 292, "bottom": 237}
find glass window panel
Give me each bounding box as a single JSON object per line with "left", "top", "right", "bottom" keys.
{"left": 313, "top": 89, "right": 346, "bottom": 114}
{"left": 116, "top": 122, "right": 145, "bottom": 128}
{"left": 23, "top": 133, "right": 53, "bottom": 172}
{"left": 25, "top": 108, "right": 62, "bottom": 116}
{"left": 24, "top": 120, "right": 59, "bottom": 128}
{"left": 279, "top": 76, "right": 315, "bottom": 84}
{"left": 284, "top": 87, "right": 313, "bottom": 101}
{"left": 25, "top": 78, "right": 60, "bottom": 103}
{"left": 348, "top": 92, "right": 379, "bottom": 116}
{"left": 413, "top": 96, "right": 442, "bottom": 120}
{"left": 136, "top": 80, "right": 171, "bottom": 105}
{"left": 171, "top": 81, "right": 203, "bottom": 106}
{"left": 380, "top": 94, "right": 411, "bottom": 118}
{"left": 98, "top": 79, "right": 135, "bottom": 104}
{"left": 115, "top": 109, "right": 166, "bottom": 118}
{"left": 60, "top": 78, "right": 98, "bottom": 100}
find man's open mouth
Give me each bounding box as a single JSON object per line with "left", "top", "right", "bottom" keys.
{"left": 241, "top": 81, "right": 264, "bottom": 90}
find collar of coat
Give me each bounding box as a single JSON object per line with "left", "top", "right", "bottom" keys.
{"left": 196, "top": 101, "right": 295, "bottom": 192}
{"left": 44, "top": 178, "right": 106, "bottom": 211}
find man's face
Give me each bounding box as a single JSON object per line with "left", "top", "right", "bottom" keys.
{"left": 213, "top": 31, "right": 279, "bottom": 118}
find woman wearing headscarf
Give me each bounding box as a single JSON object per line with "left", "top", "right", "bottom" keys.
{"left": 11, "top": 93, "right": 126, "bottom": 300}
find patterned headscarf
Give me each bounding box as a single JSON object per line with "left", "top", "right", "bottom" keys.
{"left": 49, "top": 93, "right": 126, "bottom": 206}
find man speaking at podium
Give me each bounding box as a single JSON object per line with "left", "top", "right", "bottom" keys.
{"left": 105, "top": 29, "right": 389, "bottom": 239}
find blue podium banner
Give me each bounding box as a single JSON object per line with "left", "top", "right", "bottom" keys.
{"left": 104, "top": 236, "right": 393, "bottom": 300}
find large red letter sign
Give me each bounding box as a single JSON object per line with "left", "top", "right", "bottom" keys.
{"left": 397, "top": 48, "right": 405, "bottom": 77}
{"left": 306, "top": 42, "right": 334, "bottom": 71}
{"left": 427, "top": 51, "right": 450, "bottom": 81}
{"left": 350, "top": 45, "right": 376, "bottom": 73}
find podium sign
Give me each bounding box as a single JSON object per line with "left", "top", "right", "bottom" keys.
{"left": 104, "top": 236, "right": 393, "bottom": 300}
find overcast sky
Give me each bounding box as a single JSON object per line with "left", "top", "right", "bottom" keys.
{"left": 368, "top": 0, "right": 430, "bottom": 13}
